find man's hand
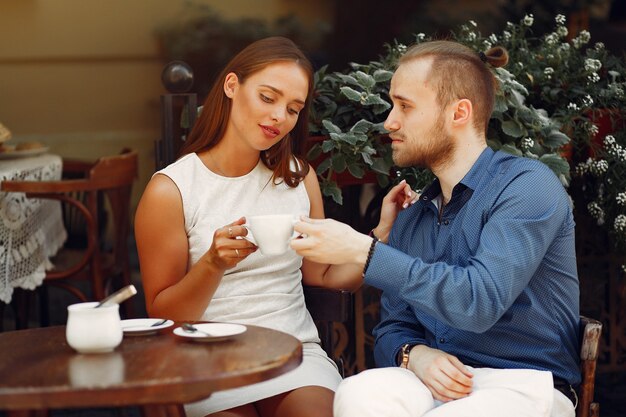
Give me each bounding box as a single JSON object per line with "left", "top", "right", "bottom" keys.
{"left": 408, "top": 345, "right": 473, "bottom": 402}
{"left": 291, "top": 217, "right": 372, "bottom": 266}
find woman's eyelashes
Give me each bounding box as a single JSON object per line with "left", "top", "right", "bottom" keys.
{"left": 259, "top": 93, "right": 300, "bottom": 116}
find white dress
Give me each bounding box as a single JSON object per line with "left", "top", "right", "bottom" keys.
{"left": 156, "top": 153, "right": 341, "bottom": 415}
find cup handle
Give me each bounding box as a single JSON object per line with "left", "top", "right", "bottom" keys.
{"left": 290, "top": 217, "right": 306, "bottom": 240}
{"left": 242, "top": 225, "right": 257, "bottom": 245}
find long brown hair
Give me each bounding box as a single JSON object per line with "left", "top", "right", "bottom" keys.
{"left": 400, "top": 41, "right": 509, "bottom": 134}
{"left": 180, "top": 36, "right": 312, "bottom": 187}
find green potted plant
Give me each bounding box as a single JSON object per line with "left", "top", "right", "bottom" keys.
{"left": 309, "top": 14, "right": 626, "bottom": 253}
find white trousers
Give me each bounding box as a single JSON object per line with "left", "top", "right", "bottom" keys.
{"left": 334, "top": 367, "right": 575, "bottom": 417}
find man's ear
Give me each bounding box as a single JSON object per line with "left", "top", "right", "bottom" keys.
{"left": 452, "top": 99, "right": 472, "bottom": 127}
{"left": 224, "top": 72, "right": 239, "bottom": 98}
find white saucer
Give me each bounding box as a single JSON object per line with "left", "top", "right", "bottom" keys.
{"left": 121, "top": 318, "right": 174, "bottom": 336}
{"left": 173, "top": 323, "right": 247, "bottom": 342}
{"left": 0, "top": 147, "right": 49, "bottom": 159}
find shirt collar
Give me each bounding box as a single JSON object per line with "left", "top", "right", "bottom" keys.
{"left": 417, "top": 147, "right": 495, "bottom": 206}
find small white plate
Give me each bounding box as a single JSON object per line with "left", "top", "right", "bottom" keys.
{"left": 121, "top": 318, "right": 174, "bottom": 336}
{"left": 173, "top": 323, "right": 247, "bottom": 342}
{"left": 0, "top": 147, "right": 49, "bottom": 159}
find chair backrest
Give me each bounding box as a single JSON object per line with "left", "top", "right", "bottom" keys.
{"left": 578, "top": 315, "right": 602, "bottom": 417}
{"left": 0, "top": 149, "right": 139, "bottom": 325}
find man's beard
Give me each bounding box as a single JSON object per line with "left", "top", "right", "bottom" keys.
{"left": 392, "top": 114, "right": 455, "bottom": 170}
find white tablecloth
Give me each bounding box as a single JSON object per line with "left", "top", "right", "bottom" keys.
{"left": 0, "top": 154, "right": 67, "bottom": 303}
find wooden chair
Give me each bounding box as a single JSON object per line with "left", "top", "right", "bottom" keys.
{"left": 1, "top": 149, "right": 138, "bottom": 323}
{"left": 304, "top": 286, "right": 353, "bottom": 375}
{"left": 577, "top": 315, "right": 602, "bottom": 417}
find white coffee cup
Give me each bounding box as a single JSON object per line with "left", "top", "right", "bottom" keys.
{"left": 66, "top": 301, "right": 123, "bottom": 354}
{"left": 244, "top": 214, "right": 298, "bottom": 255}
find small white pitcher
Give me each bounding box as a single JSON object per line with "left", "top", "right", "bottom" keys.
{"left": 66, "top": 301, "right": 123, "bottom": 354}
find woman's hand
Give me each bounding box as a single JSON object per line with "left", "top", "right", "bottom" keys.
{"left": 203, "top": 217, "right": 257, "bottom": 270}
{"left": 374, "top": 180, "right": 420, "bottom": 242}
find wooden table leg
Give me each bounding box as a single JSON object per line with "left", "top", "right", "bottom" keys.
{"left": 140, "top": 404, "right": 186, "bottom": 417}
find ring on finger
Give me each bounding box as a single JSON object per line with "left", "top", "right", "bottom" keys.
{"left": 235, "top": 248, "right": 240, "bottom": 257}
{"left": 228, "top": 227, "right": 233, "bottom": 237}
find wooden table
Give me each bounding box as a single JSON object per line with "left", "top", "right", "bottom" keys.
{"left": 0, "top": 323, "right": 302, "bottom": 416}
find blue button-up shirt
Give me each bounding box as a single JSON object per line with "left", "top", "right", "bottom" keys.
{"left": 365, "top": 147, "right": 581, "bottom": 384}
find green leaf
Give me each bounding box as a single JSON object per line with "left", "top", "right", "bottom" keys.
{"left": 336, "top": 73, "right": 359, "bottom": 86}
{"left": 543, "top": 130, "right": 571, "bottom": 148}
{"left": 361, "top": 152, "right": 373, "bottom": 165}
{"left": 322, "top": 181, "right": 343, "bottom": 204}
{"left": 322, "top": 140, "right": 335, "bottom": 153}
{"left": 348, "top": 164, "right": 365, "bottom": 178}
{"left": 373, "top": 69, "right": 393, "bottom": 83}
{"left": 322, "top": 119, "right": 342, "bottom": 134}
{"left": 539, "top": 154, "right": 570, "bottom": 180}
{"left": 340, "top": 86, "right": 363, "bottom": 102}
{"left": 351, "top": 119, "right": 374, "bottom": 134}
{"left": 354, "top": 71, "right": 376, "bottom": 89}
{"left": 331, "top": 153, "right": 347, "bottom": 172}
{"left": 500, "top": 143, "right": 523, "bottom": 156}
{"left": 363, "top": 94, "right": 391, "bottom": 109}
{"left": 371, "top": 157, "right": 392, "bottom": 175}
{"left": 501, "top": 120, "right": 524, "bottom": 138}
{"left": 307, "top": 144, "right": 322, "bottom": 160}
{"left": 316, "top": 158, "right": 331, "bottom": 175}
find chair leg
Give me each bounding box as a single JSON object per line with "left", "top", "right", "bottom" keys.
{"left": 38, "top": 285, "right": 50, "bottom": 327}
{"left": 12, "top": 288, "right": 31, "bottom": 330}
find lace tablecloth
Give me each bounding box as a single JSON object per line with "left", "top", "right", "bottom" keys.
{"left": 0, "top": 154, "right": 67, "bottom": 303}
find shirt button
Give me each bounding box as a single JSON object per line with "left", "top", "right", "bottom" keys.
{"left": 439, "top": 338, "right": 445, "bottom": 343}
{"left": 443, "top": 220, "right": 449, "bottom": 225}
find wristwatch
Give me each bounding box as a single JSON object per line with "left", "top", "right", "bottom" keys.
{"left": 399, "top": 343, "right": 413, "bottom": 368}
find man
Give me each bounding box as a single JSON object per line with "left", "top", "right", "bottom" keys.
{"left": 290, "top": 40, "right": 580, "bottom": 417}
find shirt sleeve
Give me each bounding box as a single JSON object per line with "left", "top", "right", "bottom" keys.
{"left": 372, "top": 291, "right": 428, "bottom": 367}
{"left": 365, "top": 167, "right": 572, "bottom": 333}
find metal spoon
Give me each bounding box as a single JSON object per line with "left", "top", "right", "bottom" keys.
{"left": 95, "top": 285, "right": 137, "bottom": 308}
{"left": 181, "top": 323, "right": 212, "bottom": 337}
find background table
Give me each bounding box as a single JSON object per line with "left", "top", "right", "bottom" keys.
{"left": 0, "top": 323, "right": 302, "bottom": 416}
{"left": 0, "top": 153, "right": 67, "bottom": 304}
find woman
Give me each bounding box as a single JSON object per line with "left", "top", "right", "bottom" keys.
{"left": 135, "top": 37, "right": 414, "bottom": 417}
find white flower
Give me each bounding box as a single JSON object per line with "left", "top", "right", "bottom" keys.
{"left": 567, "top": 102, "right": 579, "bottom": 111}
{"left": 521, "top": 137, "right": 534, "bottom": 150}
{"left": 488, "top": 34, "right": 498, "bottom": 44}
{"left": 584, "top": 58, "right": 602, "bottom": 72}
{"left": 615, "top": 215, "right": 626, "bottom": 233}
{"left": 588, "top": 124, "right": 599, "bottom": 135}
{"left": 469, "top": 20, "right": 477, "bottom": 27}
{"left": 604, "top": 135, "right": 616, "bottom": 146}
{"left": 595, "top": 42, "right": 605, "bottom": 51}
{"left": 582, "top": 95, "right": 594, "bottom": 107}
{"left": 467, "top": 32, "right": 477, "bottom": 41}
{"left": 545, "top": 33, "right": 559, "bottom": 45}
{"left": 591, "top": 159, "right": 609, "bottom": 175}
{"left": 397, "top": 43, "right": 408, "bottom": 53}
{"left": 587, "top": 201, "right": 605, "bottom": 225}
{"left": 579, "top": 30, "right": 591, "bottom": 43}
{"left": 483, "top": 40, "right": 492, "bottom": 49}
{"left": 523, "top": 14, "right": 534, "bottom": 26}
{"left": 588, "top": 73, "right": 600, "bottom": 83}
{"left": 544, "top": 67, "right": 554, "bottom": 79}
{"left": 416, "top": 33, "right": 426, "bottom": 42}
{"left": 559, "top": 43, "right": 570, "bottom": 52}
{"left": 557, "top": 26, "right": 568, "bottom": 38}
{"left": 555, "top": 14, "right": 566, "bottom": 25}
{"left": 616, "top": 192, "right": 626, "bottom": 206}
{"left": 506, "top": 22, "right": 515, "bottom": 30}
{"left": 502, "top": 30, "right": 511, "bottom": 41}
